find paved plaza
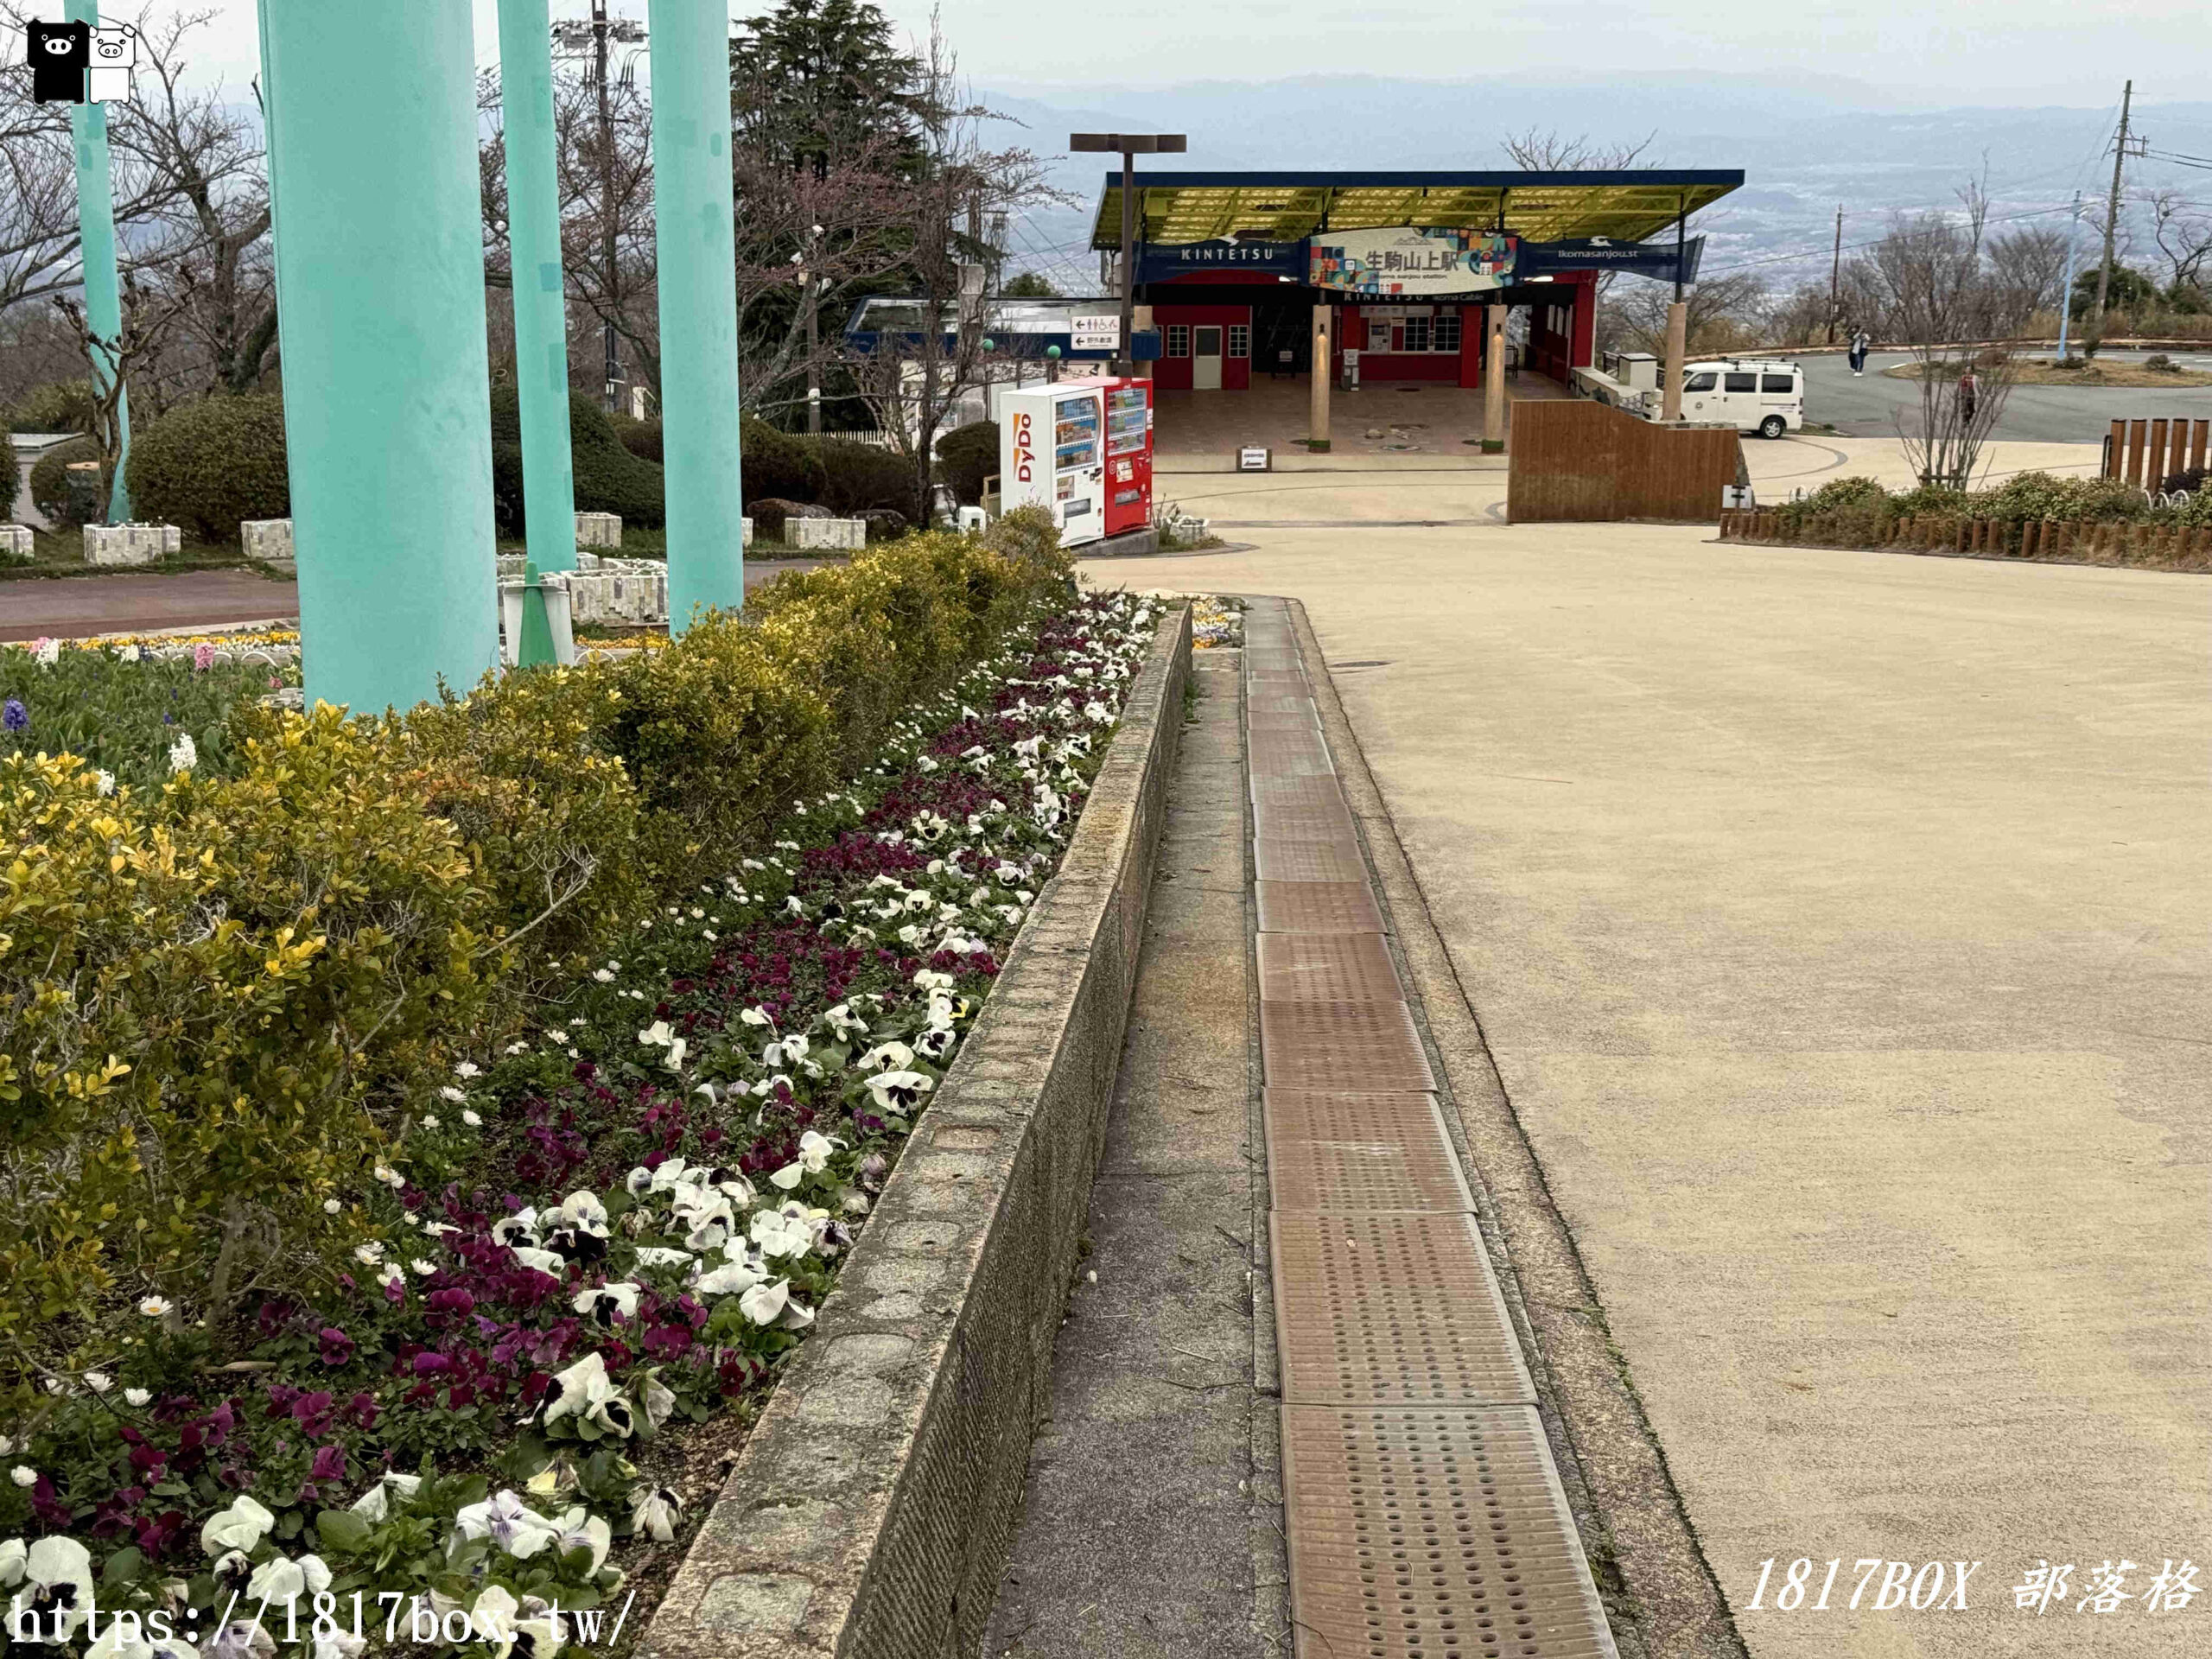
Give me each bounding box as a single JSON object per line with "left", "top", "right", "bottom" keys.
{"left": 1081, "top": 497, "right": 2210, "bottom": 1656}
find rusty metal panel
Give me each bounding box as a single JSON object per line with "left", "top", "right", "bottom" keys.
{"left": 1261, "top": 999, "right": 1435, "bottom": 1092}
{"left": 1270, "top": 1212, "right": 1533, "bottom": 1406}
{"left": 1281, "top": 1405, "right": 1621, "bottom": 1659}
{"left": 1255, "top": 880, "right": 1388, "bottom": 935}
{"left": 1255, "top": 837, "right": 1369, "bottom": 884}
{"left": 1265, "top": 1090, "right": 1475, "bottom": 1214}
{"left": 1257, "top": 934, "right": 1402, "bottom": 1002}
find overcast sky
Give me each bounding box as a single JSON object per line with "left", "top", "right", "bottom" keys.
{"left": 10, "top": 0, "right": 2204, "bottom": 111}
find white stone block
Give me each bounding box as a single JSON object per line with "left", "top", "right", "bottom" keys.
{"left": 0, "top": 524, "right": 32, "bottom": 563}
{"left": 83, "top": 522, "right": 180, "bottom": 567}
{"left": 791, "top": 516, "right": 866, "bottom": 551}
{"left": 575, "top": 512, "right": 622, "bottom": 549}
{"left": 742, "top": 517, "right": 754, "bottom": 548}
{"left": 240, "top": 518, "right": 293, "bottom": 563}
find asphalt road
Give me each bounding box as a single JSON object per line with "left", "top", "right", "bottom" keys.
{"left": 1804, "top": 347, "right": 2212, "bottom": 442}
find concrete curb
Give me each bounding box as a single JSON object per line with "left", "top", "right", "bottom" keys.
{"left": 639, "top": 601, "right": 1193, "bottom": 1659}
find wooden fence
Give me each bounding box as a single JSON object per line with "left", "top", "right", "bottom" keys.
{"left": 1507, "top": 400, "right": 1741, "bottom": 524}
{"left": 2101, "top": 417, "right": 2210, "bottom": 486}
{"left": 1719, "top": 508, "right": 2212, "bottom": 563}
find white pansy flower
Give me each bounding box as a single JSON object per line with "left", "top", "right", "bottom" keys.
{"left": 83, "top": 1370, "right": 112, "bottom": 1394}
{"left": 453, "top": 1491, "right": 560, "bottom": 1559}
{"left": 10, "top": 1466, "right": 35, "bottom": 1488}
{"left": 23, "top": 1537, "right": 94, "bottom": 1637}
{"left": 245, "top": 1553, "right": 332, "bottom": 1605}
{"left": 572, "top": 1281, "right": 641, "bottom": 1326}
{"left": 630, "top": 1485, "right": 683, "bottom": 1543}
{"left": 461, "top": 1109, "right": 483, "bottom": 1128}
{"left": 638, "top": 1020, "right": 675, "bottom": 1048}
{"left": 347, "top": 1472, "right": 422, "bottom": 1522}
{"left": 552, "top": 1508, "right": 613, "bottom": 1575}
{"left": 739, "top": 1279, "right": 791, "bottom": 1325}
{"left": 124, "top": 1388, "right": 151, "bottom": 1407}
{"left": 537, "top": 1351, "right": 612, "bottom": 1427}
{"left": 200, "top": 1494, "right": 276, "bottom": 1556}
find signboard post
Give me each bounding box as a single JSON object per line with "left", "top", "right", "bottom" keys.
{"left": 1071, "top": 315, "right": 1121, "bottom": 353}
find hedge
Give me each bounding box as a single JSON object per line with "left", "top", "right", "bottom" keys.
{"left": 27, "top": 434, "right": 99, "bottom": 527}
{"left": 1770, "top": 471, "right": 2212, "bottom": 542}
{"left": 0, "top": 511, "right": 1071, "bottom": 1399}
{"left": 936, "top": 419, "right": 998, "bottom": 505}
{"left": 124, "top": 393, "right": 290, "bottom": 542}
{"left": 815, "top": 436, "right": 917, "bottom": 517}
{"left": 740, "top": 416, "right": 827, "bottom": 505}
{"left": 490, "top": 387, "right": 667, "bottom": 534}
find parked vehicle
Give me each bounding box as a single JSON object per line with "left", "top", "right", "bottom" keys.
{"left": 1679, "top": 358, "right": 1804, "bottom": 439}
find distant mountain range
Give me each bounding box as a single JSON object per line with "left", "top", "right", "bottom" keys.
{"left": 977, "top": 74, "right": 2212, "bottom": 299}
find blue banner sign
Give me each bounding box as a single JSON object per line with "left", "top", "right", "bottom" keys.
{"left": 1137, "top": 238, "right": 1306, "bottom": 281}
{"left": 1519, "top": 235, "right": 1705, "bottom": 283}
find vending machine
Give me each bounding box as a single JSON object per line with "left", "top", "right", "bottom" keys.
{"left": 998, "top": 376, "right": 1154, "bottom": 548}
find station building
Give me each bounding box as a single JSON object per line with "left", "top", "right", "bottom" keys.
{"left": 844, "top": 166, "right": 1743, "bottom": 451}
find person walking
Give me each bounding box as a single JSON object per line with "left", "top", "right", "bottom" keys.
{"left": 1848, "top": 328, "right": 1871, "bottom": 375}
{"left": 1957, "top": 365, "right": 1979, "bottom": 426}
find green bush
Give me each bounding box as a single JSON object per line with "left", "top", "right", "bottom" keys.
{"left": 815, "top": 435, "right": 917, "bottom": 517}
{"left": 0, "top": 529, "right": 1075, "bottom": 1381}
{"left": 27, "top": 433, "right": 100, "bottom": 527}
{"left": 611, "top": 412, "right": 662, "bottom": 462}
{"left": 935, "top": 419, "right": 999, "bottom": 504}
{"left": 1965, "top": 472, "right": 2151, "bottom": 524}
{"left": 3, "top": 378, "right": 95, "bottom": 435}
{"left": 741, "top": 415, "right": 827, "bottom": 505}
{"left": 490, "top": 388, "right": 667, "bottom": 536}
{"left": 124, "top": 393, "right": 291, "bottom": 543}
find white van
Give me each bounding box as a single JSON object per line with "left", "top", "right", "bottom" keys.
{"left": 1679, "top": 358, "right": 1804, "bottom": 438}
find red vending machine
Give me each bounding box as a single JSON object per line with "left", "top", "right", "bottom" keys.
{"left": 1103, "top": 378, "right": 1154, "bottom": 537}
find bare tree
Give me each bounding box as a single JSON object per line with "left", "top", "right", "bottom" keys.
{"left": 53, "top": 266, "right": 188, "bottom": 510}
{"left": 849, "top": 23, "right": 1058, "bottom": 521}
{"left": 1870, "top": 184, "right": 2014, "bottom": 487}
{"left": 2139, "top": 186, "right": 2212, "bottom": 302}
{"left": 1497, "top": 127, "right": 1656, "bottom": 170}
{"left": 1600, "top": 270, "right": 1766, "bottom": 357}
{"left": 1982, "top": 225, "right": 2068, "bottom": 335}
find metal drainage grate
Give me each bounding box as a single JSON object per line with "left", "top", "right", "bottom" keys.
{"left": 1258, "top": 933, "right": 1403, "bottom": 1002}
{"left": 1281, "top": 1404, "right": 1620, "bottom": 1659}
{"left": 1253, "top": 772, "right": 1358, "bottom": 815}
{"left": 1266, "top": 1090, "right": 1476, "bottom": 1214}
{"left": 1256, "top": 837, "right": 1370, "bottom": 884}
{"left": 1256, "top": 880, "right": 1388, "bottom": 935}
{"left": 1270, "top": 1212, "right": 1532, "bottom": 1406}
{"left": 1262, "top": 999, "right": 1436, "bottom": 1092}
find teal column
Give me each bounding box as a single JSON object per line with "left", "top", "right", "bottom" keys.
{"left": 496, "top": 0, "right": 577, "bottom": 572}
{"left": 647, "top": 0, "right": 744, "bottom": 629}
{"left": 257, "top": 1, "right": 499, "bottom": 714}
{"left": 65, "top": 0, "right": 130, "bottom": 524}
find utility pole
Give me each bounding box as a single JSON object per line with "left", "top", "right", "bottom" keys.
{"left": 1071, "top": 132, "right": 1187, "bottom": 374}
{"left": 1827, "top": 205, "right": 1843, "bottom": 345}
{"left": 2056, "top": 193, "right": 2083, "bottom": 363}
{"left": 594, "top": 0, "right": 619, "bottom": 412}
{"left": 2090, "top": 79, "right": 2134, "bottom": 352}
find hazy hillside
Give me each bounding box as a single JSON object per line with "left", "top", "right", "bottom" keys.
{"left": 979, "top": 75, "right": 2212, "bottom": 298}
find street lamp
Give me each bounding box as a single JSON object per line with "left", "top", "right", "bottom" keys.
{"left": 1070, "top": 131, "right": 1185, "bottom": 375}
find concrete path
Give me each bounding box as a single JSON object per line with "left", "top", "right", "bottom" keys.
{"left": 983, "top": 643, "right": 1288, "bottom": 1659}
{"left": 1084, "top": 524, "right": 2210, "bottom": 1656}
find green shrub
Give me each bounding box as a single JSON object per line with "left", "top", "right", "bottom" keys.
{"left": 28, "top": 434, "right": 100, "bottom": 526}
{"left": 1965, "top": 471, "right": 2150, "bottom": 524}
{"left": 741, "top": 415, "right": 827, "bottom": 505}
{"left": 935, "top": 419, "right": 999, "bottom": 505}
{"left": 490, "top": 388, "right": 667, "bottom": 536}
{"left": 124, "top": 393, "right": 291, "bottom": 543}
{"left": 3, "top": 378, "right": 96, "bottom": 435}
{"left": 611, "top": 412, "right": 662, "bottom": 462}
{"left": 814, "top": 436, "right": 917, "bottom": 517}
{"left": 0, "top": 529, "right": 1074, "bottom": 1382}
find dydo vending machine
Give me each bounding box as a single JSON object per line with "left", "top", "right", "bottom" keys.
{"left": 998, "top": 376, "right": 1154, "bottom": 547}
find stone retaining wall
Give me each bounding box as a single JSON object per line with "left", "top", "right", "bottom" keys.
{"left": 639, "top": 601, "right": 1192, "bottom": 1659}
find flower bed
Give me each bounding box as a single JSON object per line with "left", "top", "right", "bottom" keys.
{"left": 1, "top": 637, "right": 302, "bottom": 791}
{"left": 0, "top": 558, "right": 1168, "bottom": 1658}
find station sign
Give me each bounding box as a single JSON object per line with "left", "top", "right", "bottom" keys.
{"left": 1309, "top": 228, "right": 1516, "bottom": 296}
{"left": 1137, "top": 238, "right": 1307, "bottom": 282}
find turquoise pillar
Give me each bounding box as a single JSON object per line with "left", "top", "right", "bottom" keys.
{"left": 647, "top": 0, "right": 745, "bottom": 629}
{"left": 65, "top": 0, "right": 130, "bottom": 524}
{"left": 257, "top": 1, "right": 499, "bottom": 714}
{"left": 496, "top": 0, "right": 577, "bottom": 572}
